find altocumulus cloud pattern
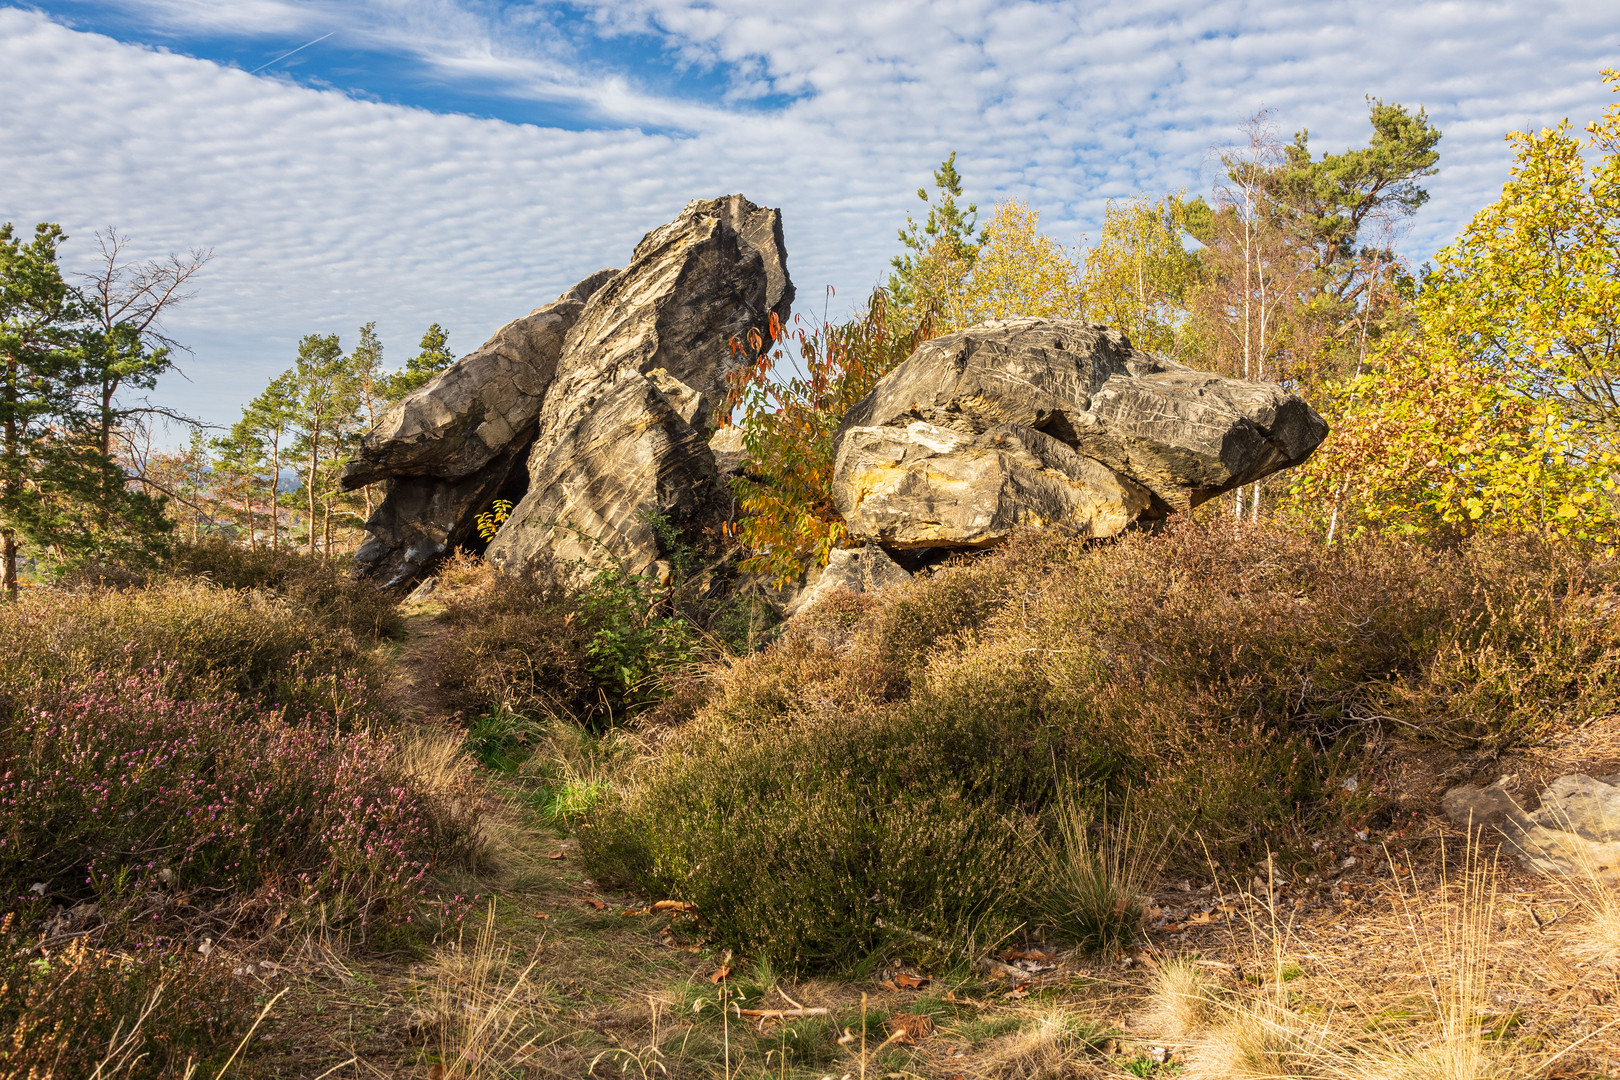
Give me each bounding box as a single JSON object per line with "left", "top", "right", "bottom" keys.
{"left": 1, "top": 0, "right": 1615, "bottom": 423}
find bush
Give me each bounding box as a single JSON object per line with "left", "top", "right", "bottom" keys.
{"left": 0, "top": 927, "right": 251, "bottom": 1079}
{"left": 581, "top": 524, "right": 1620, "bottom": 970}
{"left": 68, "top": 538, "right": 404, "bottom": 642}
{"left": 0, "top": 668, "right": 482, "bottom": 934}
{"left": 0, "top": 575, "right": 387, "bottom": 717}
{"left": 435, "top": 558, "right": 704, "bottom": 727}
{"left": 164, "top": 538, "right": 405, "bottom": 640}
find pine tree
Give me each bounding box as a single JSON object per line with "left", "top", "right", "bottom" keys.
{"left": 383, "top": 323, "right": 454, "bottom": 402}
{"left": 887, "top": 153, "right": 983, "bottom": 329}
{"left": 241, "top": 372, "right": 297, "bottom": 550}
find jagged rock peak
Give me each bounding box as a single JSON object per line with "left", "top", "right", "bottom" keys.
{"left": 340, "top": 267, "right": 617, "bottom": 588}
{"left": 485, "top": 194, "right": 793, "bottom": 580}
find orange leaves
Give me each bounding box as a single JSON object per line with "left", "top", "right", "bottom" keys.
{"left": 724, "top": 288, "right": 937, "bottom": 586}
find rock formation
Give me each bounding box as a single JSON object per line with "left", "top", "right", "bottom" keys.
{"left": 1443, "top": 774, "right": 1620, "bottom": 884}
{"left": 342, "top": 269, "right": 617, "bottom": 588}
{"left": 485, "top": 195, "right": 793, "bottom": 580}
{"left": 784, "top": 544, "right": 911, "bottom": 620}
{"left": 341, "top": 195, "right": 792, "bottom": 590}
{"left": 832, "top": 319, "right": 1328, "bottom": 550}
{"left": 343, "top": 207, "right": 1331, "bottom": 600}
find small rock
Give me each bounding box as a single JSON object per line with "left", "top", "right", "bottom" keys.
{"left": 784, "top": 545, "right": 911, "bottom": 620}
{"left": 1442, "top": 773, "right": 1620, "bottom": 884}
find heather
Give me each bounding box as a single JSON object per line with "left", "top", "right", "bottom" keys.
{"left": 0, "top": 566, "right": 390, "bottom": 716}
{"left": 580, "top": 523, "right": 1620, "bottom": 969}
{"left": 0, "top": 668, "right": 482, "bottom": 934}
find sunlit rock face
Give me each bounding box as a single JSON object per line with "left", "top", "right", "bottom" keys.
{"left": 831, "top": 319, "right": 1328, "bottom": 550}
{"left": 481, "top": 194, "right": 794, "bottom": 581}
{"left": 342, "top": 269, "right": 616, "bottom": 589}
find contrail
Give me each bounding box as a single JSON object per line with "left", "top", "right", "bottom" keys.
{"left": 248, "top": 31, "right": 335, "bottom": 75}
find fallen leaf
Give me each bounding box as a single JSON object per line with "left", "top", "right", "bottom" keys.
{"left": 532, "top": 912, "right": 550, "bottom": 920}
{"left": 708, "top": 966, "right": 731, "bottom": 983}
{"left": 1002, "top": 950, "right": 1054, "bottom": 963}
{"left": 652, "top": 900, "right": 697, "bottom": 914}
{"left": 585, "top": 899, "right": 607, "bottom": 911}
{"left": 877, "top": 978, "right": 900, "bottom": 992}
{"left": 893, "top": 972, "right": 929, "bottom": 989}
{"left": 1186, "top": 911, "right": 1216, "bottom": 925}
{"left": 1006, "top": 982, "right": 1031, "bottom": 1000}
{"left": 886, "top": 1013, "right": 935, "bottom": 1040}
{"left": 547, "top": 851, "right": 566, "bottom": 860}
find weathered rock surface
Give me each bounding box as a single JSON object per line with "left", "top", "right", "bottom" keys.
{"left": 784, "top": 544, "right": 912, "bottom": 619}
{"left": 832, "top": 319, "right": 1328, "bottom": 548}
{"left": 487, "top": 195, "right": 793, "bottom": 579}
{"left": 341, "top": 269, "right": 617, "bottom": 588}
{"left": 1443, "top": 774, "right": 1620, "bottom": 884}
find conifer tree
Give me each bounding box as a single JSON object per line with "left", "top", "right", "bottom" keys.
{"left": 383, "top": 323, "right": 454, "bottom": 402}
{"left": 887, "top": 153, "right": 983, "bottom": 328}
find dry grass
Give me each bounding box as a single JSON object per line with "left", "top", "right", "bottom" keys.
{"left": 1172, "top": 841, "right": 1603, "bottom": 1080}
{"left": 1140, "top": 959, "right": 1223, "bottom": 1040}
{"left": 1042, "top": 788, "right": 1169, "bottom": 955}
{"left": 968, "top": 1008, "right": 1106, "bottom": 1080}
{"left": 422, "top": 900, "right": 547, "bottom": 1079}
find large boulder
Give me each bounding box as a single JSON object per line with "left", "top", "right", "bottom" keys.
{"left": 487, "top": 195, "right": 793, "bottom": 579}
{"left": 832, "top": 319, "right": 1327, "bottom": 549}
{"left": 342, "top": 268, "right": 616, "bottom": 588}
{"left": 1443, "top": 774, "right": 1620, "bottom": 884}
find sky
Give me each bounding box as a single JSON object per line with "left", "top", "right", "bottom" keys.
{"left": 1, "top": 0, "right": 1617, "bottom": 431}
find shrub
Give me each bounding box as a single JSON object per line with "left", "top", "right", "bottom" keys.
{"left": 435, "top": 558, "right": 704, "bottom": 727}
{"left": 0, "top": 926, "right": 251, "bottom": 1079}
{"left": 0, "top": 668, "right": 482, "bottom": 934}
{"left": 722, "top": 288, "right": 937, "bottom": 585}
{"left": 0, "top": 575, "right": 387, "bottom": 717}
{"left": 68, "top": 538, "right": 404, "bottom": 642}
{"left": 163, "top": 538, "right": 405, "bottom": 640}
{"left": 582, "top": 524, "right": 1620, "bottom": 970}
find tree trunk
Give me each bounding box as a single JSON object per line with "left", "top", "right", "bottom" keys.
{"left": 1, "top": 531, "right": 17, "bottom": 602}
{"left": 268, "top": 437, "right": 281, "bottom": 550}
{"left": 305, "top": 425, "right": 320, "bottom": 558}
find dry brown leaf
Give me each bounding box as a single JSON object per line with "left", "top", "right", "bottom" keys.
{"left": 651, "top": 900, "right": 697, "bottom": 914}
{"left": 584, "top": 899, "right": 607, "bottom": 911}
{"left": 877, "top": 978, "right": 900, "bottom": 992}
{"left": 547, "top": 851, "right": 566, "bottom": 859}
{"left": 1002, "top": 949, "right": 1054, "bottom": 963}
{"left": 1005, "top": 982, "right": 1031, "bottom": 999}
{"left": 707, "top": 965, "right": 731, "bottom": 983}
{"left": 887, "top": 1013, "right": 935, "bottom": 1040}
{"left": 532, "top": 912, "right": 549, "bottom": 919}
{"left": 893, "top": 972, "right": 928, "bottom": 989}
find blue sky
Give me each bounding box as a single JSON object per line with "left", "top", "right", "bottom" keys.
{"left": 2, "top": 1, "right": 1617, "bottom": 430}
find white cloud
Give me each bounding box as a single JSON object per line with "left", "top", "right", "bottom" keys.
{"left": 1, "top": 2, "right": 1615, "bottom": 427}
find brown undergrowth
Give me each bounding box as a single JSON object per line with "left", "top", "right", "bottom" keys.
{"left": 582, "top": 523, "right": 1620, "bottom": 970}
{"left": 6, "top": 525, "right": 1619, "bottom": 1077}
